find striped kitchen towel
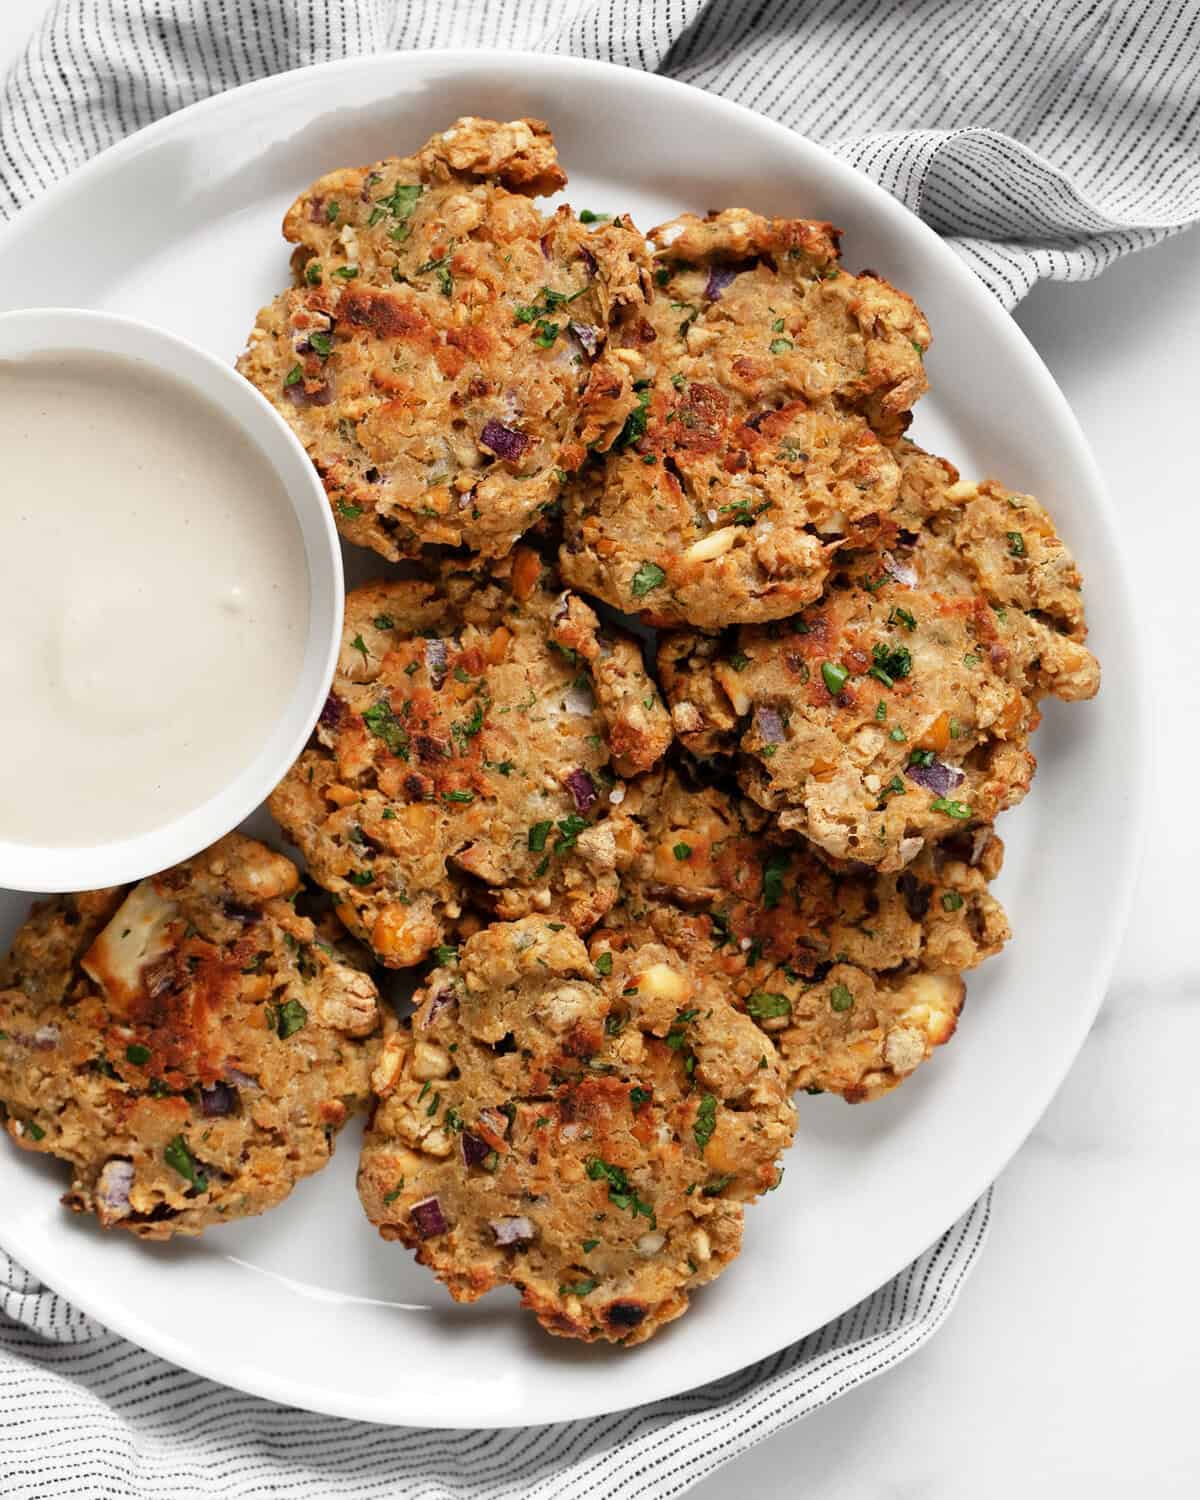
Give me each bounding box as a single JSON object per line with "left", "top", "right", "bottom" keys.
{"left": 0, "top": 3, "right": 1195, "bottom": 1497}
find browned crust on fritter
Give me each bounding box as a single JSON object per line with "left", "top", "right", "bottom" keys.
{"left": 0, "top": 836, "right": 382, "bottom": 1238}
{"left": 358, "top": 916, "right": 794, "bottom": 1344}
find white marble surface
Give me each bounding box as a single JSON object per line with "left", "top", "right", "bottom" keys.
{"left": 2, "top": 5, "right": 1198, "bottom": 1492}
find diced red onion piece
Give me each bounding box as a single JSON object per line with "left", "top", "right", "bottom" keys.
{"left": 477, "top": 1106, "right": 511, "bottom": 1140}
{"left": 883, "top": 551, "right": 918, "bottom": 587}
{"left": 569, "top": 321, "right": 601, "bottom": 358}
{"left": 579, "top": 246, "right": 598, "bottom": 277}
{"left": 755, "top": 706, "right": 786, "bottom": 744}
{"left": 703, "top": 265, "right": 739, "bottom": 300}
{"left": 539, "top": 230, "right": 554, "bottom": 259}
{"left": 480, "top": 419, "right": 531, "bottom": 462}
{"left": 225, "top": 1068, "right": 259, "bottom": 1091}
{"left": 969, "top": 828, "right": 990, "bottom": 866}
{"left": 98, "top": 1159, "right": 134, "bottom": 1214}
{"left": 424, "top": 637, "right": 449, "bottom": 689}
{"left": 319, "top": 693, "right": 344, "bottom": 729}
{"left": 461, "top": 1131, "right": 491, "bottom": 1168}
{"left": 200, "top": 1083, "right": 238, "bottom": 1118}
{"left": 410, "top": 1195, "right": 448, "bottom": 1238}
{"left": 33, "top": 1025, "right": 60, "bottom": 1049}
{"left": 490, "top": 1215, "right": 534, "bottom": 1246}
{"left": 564, "top": 768, "right": 598, "bottom": 813}
{"left": 286, "top": 380, "right": 332, "bottom": 407}
{"left": 422, "top": 989, "right": 457, "bottom": 1028}
{"left": 906, "top": 760, "right": 965, "bottom": 797}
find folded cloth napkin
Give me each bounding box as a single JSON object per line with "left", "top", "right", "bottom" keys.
{"left": 0, "top": 2, "right": 1196, "bottom": 1495}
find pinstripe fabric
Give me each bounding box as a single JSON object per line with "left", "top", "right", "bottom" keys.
{"left": 0, "top": 1194, "right": 990, "bottom": 1497}
{"left": 2, "top": 1, "right": 1197, "bottom": 304}
{"left": 0, "top": 1, "right": 1188, "bottom": 1492}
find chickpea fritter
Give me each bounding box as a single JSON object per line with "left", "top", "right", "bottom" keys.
{"left": 559, "top": 207, "right": 931, "bottom": 627}
{"left": 238, "top": 116, "right": 651, "bottom": 560}
{"left": 268, "top": 550, "right": 672, "bottom": 968}
{"left": 658, "top": 444, "right": 1100, "bottom": 870}
{"left": 0, "top": 835, "right": 382, "bottom": 1239}
{"left": 359, "top": 916, "right": 794, "bottom": 1344}
{"left": 603, "top": 769, "right": 1009, "bottom": 1102}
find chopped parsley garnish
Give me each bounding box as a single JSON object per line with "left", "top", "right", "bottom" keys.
{"left": 276, "top": 999, "right": 308, "bottom": 1038}
{"left": 879, "top": 774, "right": 906, "bottom": 800}
{"left": 442, "top": 789, "right": 475, "bottom": 803}
{"left": 729, "top": 652, "right": 750, "bottom": 672}
{"left": 415, "top": 254, "right": 453, "bottom": 295}
{"left": 771, "top": 317, "right": 785, "bottom": 332}
{"left": 284, "top": 364, "right": 302, "bottom": 387}
{"left": 533, "top": 319, "right": 560, "bottom": 348}
{"left": 362, "top": 699, "right": 409, "bottom": 758}
{"left": 125, "top": 1044, "right": 151, "bottom": 1066}
{"left": 337, "top": 500, "right": 363, "bottom": 519}
{"left": 942, "top": 891, "right": 965, "bottom": 912}
{"left": 165, "top": 1135, "right": 208, "bottom": 1193}
{"left": 908, "top": 748, "right": 936, "bottom": 768}
{"left": 528, "top": 821, "right": 553, "bottom": 852}
{"left": 963, "top": 652, "right": 981, "bottom": 668}
{"left": 383, "top": 1180, "right": 406, "bottom": 1205}
{"left": 869, "top": 641, "right": 912, "bottom": 687}
{"left": 373, "top": 614, "right": 395, "bottom": 630}
{"left": 829, "top": 983, "right": 854, "bottom": 1013}
{"left": 949, "top": 717, "right": 965, "bottom": 739}
{"left": 554, "top": 815, "right": 588, "bottom": 851}
{"left": 614, "top": 382, "right": 652, "bottom": 450}
{"left": 350, "top": 633, "right": 369, "bottom": 667}
{"left": 889, "top": 727, "right": 907, "bottom": 742}
{"left": 931, "top": 797, "right": 972, "bottom": 820}
{"left": 888, "top": 606, "right": 917, "bottom": 631}
{"left": 629, "top": 1086, "right": 651, "bottom": 1110}
{"left": 595, "top": 951, "right": 613, "bottom": 977}
{"left": 585, "top": 1157, "right": 655, "bottom": 1226}
{"left": 769, "top": 337, "right": 794, "bottom": 354}
{"left": 628, "top": 559, "right": 666, "bottom": 598}
{"left": 762, "top": 850, "right": 789, "bottom": 909}
{"left": 375, "top": 181, "right": 423, "bottom": 220}
{"left": 347, "top": 870, "right": 374, "bottom": 886}
{"left": 308, "top": 330, "right": 333, "bottom": 357}
{"left": 25, "top": 1121, "right": 46, "bottom": 1142}
{"left": 425, "top": 1090, "right": 441, "bottom": 1118}
{"left": 693, "top": 1094, "right": 718, "bottom": 1151}
{"left": 433, "top": 945, "right": 459, "bottom": 965}
{"left": 582, "top": 1237, "right": 601, "bottom": 1252}
{"left": 821, "top": 660, "right": 848, "bottom": 697}
{"left": 701, "top": 1173, "right": 736, "bottom": 1197}
{"left": 325, "top": 201, "right": 339, "bottom": 222}
{"left": 579, "top": 209, "right": 611, "bottom": 223}
{"left": 672, "top": 842, "right": 692, "bottom": 861}
{"left": 453, "top": 701, "right": 485, "bottom": 741}
{"left": 559, "top": 1278, "right": 598, "bottom": 1297}
{"left": 514, "top": 285, "right": 588, "bottom": 323}
{"left": 1007, "top": 531, "right": 1026, "bottom": 557}
{"left": 333, "top": 264, "right": 359, "bottom": 280}
{"left": 746, "top": 992, "right": 791, "bottom": 1020}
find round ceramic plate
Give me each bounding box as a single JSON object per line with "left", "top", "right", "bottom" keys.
{"left": 0, "top": 50, "right": 1145, "bottom": 1428}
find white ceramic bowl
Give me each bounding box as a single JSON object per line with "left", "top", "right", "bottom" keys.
{"left": 0, "top": 307, "right": 342, "bottom": 892}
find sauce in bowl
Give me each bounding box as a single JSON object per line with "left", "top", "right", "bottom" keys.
{"left": 0, "top": 351, "right": 310, "bottom": 849}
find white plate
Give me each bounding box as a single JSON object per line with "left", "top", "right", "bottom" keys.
{"left": 0, "top": 50, "right": 1146, "bottom": 1428}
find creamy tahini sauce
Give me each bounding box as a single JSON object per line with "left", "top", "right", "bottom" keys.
{"left": 0, "top": 352, "right": 309, "bottom": 848}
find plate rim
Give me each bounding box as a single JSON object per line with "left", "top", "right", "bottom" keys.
{"left": 0, "top": 46, "right": 1151, "bottom": 1427}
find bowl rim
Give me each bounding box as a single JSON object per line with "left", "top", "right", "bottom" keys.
{"left": 0, "top": 305, "right": 343, "bottom": 892}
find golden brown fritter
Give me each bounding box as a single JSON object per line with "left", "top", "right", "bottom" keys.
{"left": 559, "top": 207, "right": 931, "bottom": 627}
{"left": 238, "top": 117, "right": 651, "bottom": 560}
{"left": 268, "top": 550, "right": 672, "bottom": 968}
{"left": 0, "top": 835, "right": 381, "bottom": 1239}
{"left": 658, "top": 444, "right": 1100, "bottom": 870}
{"left": 599, "top": 768, "right": 1009, "bottom": 1102}
{"left": 358, "top": 916, "right": 795, "bottom": 1344}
